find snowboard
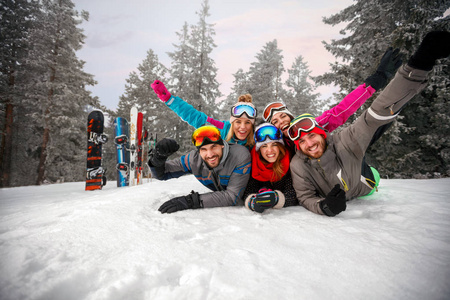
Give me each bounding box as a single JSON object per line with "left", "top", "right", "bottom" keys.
{"left": 85, "top": 110, "right": 107, "bottom": 191}
{"left": 114, "top": 117, "right": 130, "bottom": 187}
{"left": 136, "top": 112, "right": 143, "bottom": 185}
{"left": 129, "top": 106, "right": 138, "bottom": 186}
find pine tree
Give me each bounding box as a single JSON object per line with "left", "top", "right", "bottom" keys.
{"left": 19, "top": 0, "right": 99, "bottom": 185}
{"left": 0, "top": 0, "right": 39, "bottom": 187}
{"left": 316, "top": 0, "right": 450, "bottom": 177}
{"left": 165, "top": 0, "right": 221, "bottom": 152}
{"left": 285, "top": 55, "right": 321, "bottom": 117}
{"left": 248, "top": 40, "right": 285, "bottom": 115}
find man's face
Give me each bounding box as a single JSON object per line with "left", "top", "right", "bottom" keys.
{"left": 199, "top": 143, "right": 224, "bottom": 168}
{"left": 271, "top": 112, "right": 292, "bottom": 136}
{"left": 297, "top": 132, "right": 326, "bottom": 159}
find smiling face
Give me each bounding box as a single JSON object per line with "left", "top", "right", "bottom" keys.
{"left": 199, "top": 143, "right": 224, "bottom": 168}
{"left": 259, "top": 142, "right": 280, "bottom": 163}
{"left": 232, "top": 118, "right": 253, "bottom": 140}
{"left": 296, "top": 132, "right": 326, "bottom": 159}
{"left": 270, "top": 112, "right": 292, "bottom": 136}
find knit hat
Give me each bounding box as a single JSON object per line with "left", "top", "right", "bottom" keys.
{"left": 230, "top": 102, "right": 256, "bottom": 124}
{"left": 289, "top": 113, "right": 327, "bottom": 141}
{"left": 263, "top": 102, "right": 294, "bottom": 123}
{"left": 254, "top": 123, "right": 284, "bottom": 151}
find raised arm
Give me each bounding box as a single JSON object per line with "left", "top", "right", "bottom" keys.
{"left": 316, "top": 48, "right": 402, "bottom": 132}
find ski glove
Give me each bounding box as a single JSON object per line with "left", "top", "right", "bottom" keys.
{"left": 320, "top": 184, "right": 346, "bottom": 217}
{"left": 159, "top": 191, "right": 203, "bottom": 214}
{"left": 148, "top": 138, "right": 179, "bottom": 167}
{"left": 151, "top": 80, "right": 172, "bottom": 102}
{"left": 248, "top": 190, "right": 279, "bottom": 213}
{"left": 408, "top": 31, "right": 450, "bottom": 71}
{"left": 365, "top": 47, "right": 402, "bottom": 91}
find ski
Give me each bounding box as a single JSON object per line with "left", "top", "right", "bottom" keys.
{"left": 114, "top": 117, "right": 130, "bottom": 187}
{"left": 136, "top": 112, "right": 144, "bottom": 185}
{"left": 129, "top": 106, "right": 138, "bottom": 186}
{"left": 85, "top": 110, "right": 107, "bottom": 191}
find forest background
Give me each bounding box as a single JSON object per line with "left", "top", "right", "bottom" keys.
{"left": 1, "top": 0, "right": 449, "bottom": 187}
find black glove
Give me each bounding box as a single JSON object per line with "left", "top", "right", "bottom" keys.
{"left": 248, "top": 190, "right": 279, "bottom": 213}
{"left": 408, "top": 31, "right": 450, "bottom": 71}
{"left": 158, "top": 190, "right": 203, "bottom": 214}
{"left": 148, "top": 137, "right": 179, "bottom": 167}
{"left": 320, "top": 184, "right": 346, "bottom": 217}
{"left": 365, "top": 47, "right": 402, "bottom": 90}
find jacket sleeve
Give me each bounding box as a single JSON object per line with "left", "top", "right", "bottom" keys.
{"left": 166, "top": 95, "right": 231, "bottom": 138}
{"left": 315, "top": 84, "right": 375, "bottom": 133}
{"left": 165, "top": 95, "right": 208, "bottom": 129}
{"left": 336, "top": 65, "right": 429, "bottom": 158}
{"left": 200, "top": 151, "right": 252, "bottom": 208}
{"left": 289, "top": 156, "right": 325, "bottom": 215}
{"left": 150, "top": 153, "right": 192, "bottom": 181}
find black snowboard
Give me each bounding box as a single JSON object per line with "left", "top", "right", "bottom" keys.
{"left": 85, "top": 110, "right": 107, "bottom": 190}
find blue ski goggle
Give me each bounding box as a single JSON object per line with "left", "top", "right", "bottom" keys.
{"left": 231, "top": 104, "right": 257, "bottom": 119}
{"left": 254, "top": 124, "right": 283, "bottom": 143}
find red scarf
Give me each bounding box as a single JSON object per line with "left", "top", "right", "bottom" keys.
{"left": 251, "top": 147, "right": 290, "bottom": 182}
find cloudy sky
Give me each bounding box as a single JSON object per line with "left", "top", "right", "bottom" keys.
{"left": 73, "top": 0, "right": 356, "bottom": 110}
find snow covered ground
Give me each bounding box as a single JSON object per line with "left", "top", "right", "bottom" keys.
{"left": 1, "top": 176, "right": 449, "bottom": 300}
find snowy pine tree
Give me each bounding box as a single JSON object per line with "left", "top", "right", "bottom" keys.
{"left": 285, "top": 55, "right": 322, "bottom": 117}
{"left": 15, "top": 0, "right": 100, "bottom": 185}
{"left": 165, "top": 0, "right": 221, "bottom": 152}
{"left": 0, "top": 0, "right": 39, "bottom": 187}
{"left": 316, "top": 0, "right": 450, "bottom": 177}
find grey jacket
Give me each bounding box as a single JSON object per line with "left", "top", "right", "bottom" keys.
{"left": 154, "top": 142, "right": 252, "bottom": 208}
{"left": 290, "top": 64, "right": 429, "bottom": 215}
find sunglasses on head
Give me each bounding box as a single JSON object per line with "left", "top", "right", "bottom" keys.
{"left": 254, "top": 124, "right": 282, "bottom": 143}
{"left": 231, "top": 104, "right": 257, "bottom": 119}
{"left": 192, "top": 126, "right": 221, "bottom": 147}
{"left": 263, "top": 102, "right": 286, "bottom": 122}
{"left": 287, "top": 116, "right": 318, "bottom": 140}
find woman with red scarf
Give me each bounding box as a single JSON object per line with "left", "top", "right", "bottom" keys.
{"left": 243, "top": 123, "right": 298, "bottom": 213}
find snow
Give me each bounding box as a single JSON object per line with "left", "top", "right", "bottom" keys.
{"left": 1, "top": 176, "right": 449, "bottom": 300}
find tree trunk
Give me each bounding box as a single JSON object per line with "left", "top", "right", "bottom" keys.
{"left": 36, "top": 124, "right": 50, "bottom": 185}
{"left": 36, "top": 65, "right": 56, "bottom": 185}
{"left": 0, "top": 102, "right": 14, "bottom": 187}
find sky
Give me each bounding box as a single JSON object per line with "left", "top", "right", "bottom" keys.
{"left": 1, "top": 176, "right": 449, "bottom": 299}
{"left": 73, "top": 0, "right": 356, "bottom": 111}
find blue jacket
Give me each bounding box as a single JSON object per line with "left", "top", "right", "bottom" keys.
{"left": 165, "top": 95, "right": 248, "bottom": 147}
{"left": 151, "top": 142, "right": 252, "bottom": 208}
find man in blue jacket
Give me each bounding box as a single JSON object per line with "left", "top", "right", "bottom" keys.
{"left": 148, "top": 125, "right": 251, "bottom": 213}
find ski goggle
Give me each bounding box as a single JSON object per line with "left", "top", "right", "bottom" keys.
{"left": 231, "top": 104, "right": 257, "bottom": 119}
{"left": 192, "top": 125, "right": 222, "bottom": 147}
{"left": 263, "top": 102, "right": 286, "bottom": 122}
{"left": 287, "top": 116, "right": 318, "bottom": 140}
{"left": 254, "top": 124, "right": 283, "bottom": 143}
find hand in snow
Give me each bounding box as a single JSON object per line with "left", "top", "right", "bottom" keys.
{"left": 248, "top": 190, "right": 279, "bottom": 213}
{"left": 151, "top": 80, "right": 172, "bottom": 102}
{"left": 158, "top": 191, "right": 203, "bottom": 214}
{"left": 320, "top": 184, "right": 346, "bottom": 217}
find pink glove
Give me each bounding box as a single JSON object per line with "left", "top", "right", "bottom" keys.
{"left": 151, "top": 80, "right": 172, "bottom": 102}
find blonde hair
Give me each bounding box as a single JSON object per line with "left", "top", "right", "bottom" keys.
{"left": 226, "top": 93, "right": 255, "bottom": 146}
{"left": 225, "top": 123, "right": 255, "bottom": 147}
{"left": 259, "top": 143, "right": 287, "bottom": 182}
